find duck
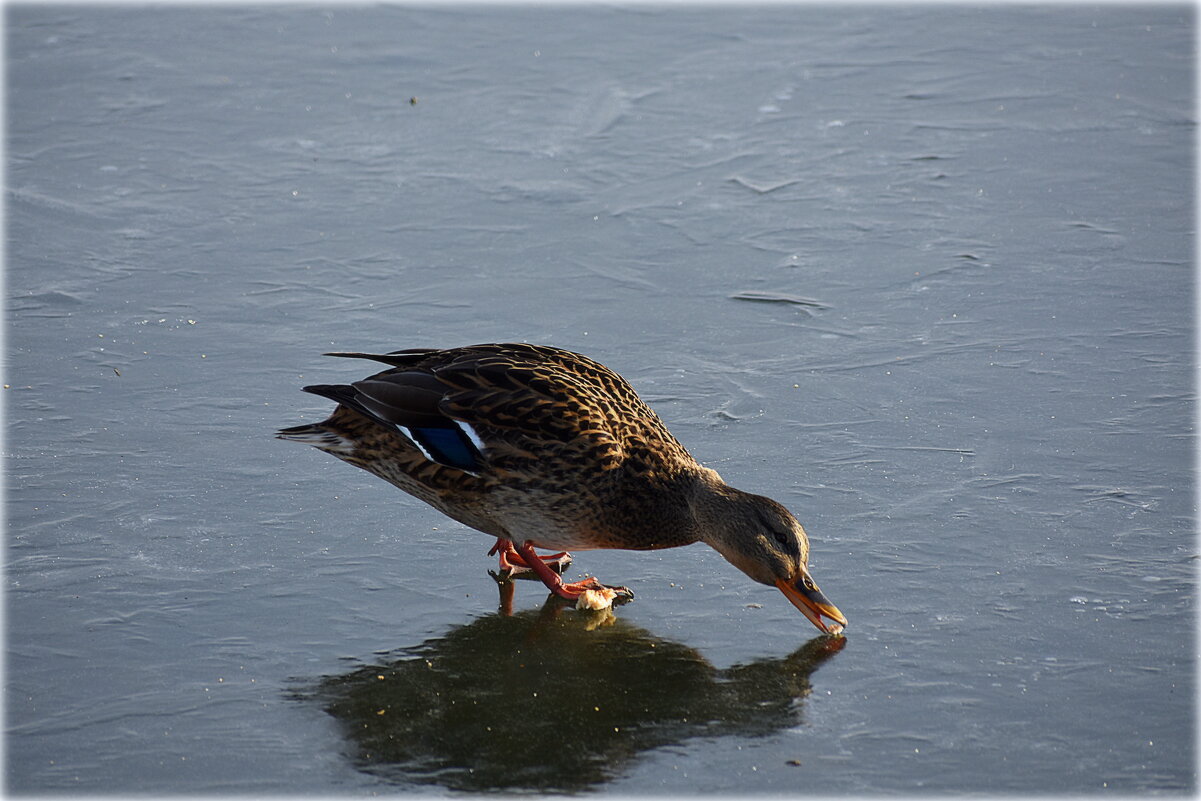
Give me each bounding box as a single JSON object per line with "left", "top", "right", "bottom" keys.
{"left": 276, "top": 343, "right": 846, "bottom": 634}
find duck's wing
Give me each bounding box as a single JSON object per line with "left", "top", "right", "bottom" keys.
{"left": 312, "top": 344, "right": 691, "bottom": 478}
{"left": 301, "top": 371, "right": 484, "bottom": 474}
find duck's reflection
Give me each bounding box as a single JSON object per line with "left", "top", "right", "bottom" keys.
{"left": 306, "top": 591, "right": 844, "bottom": 792}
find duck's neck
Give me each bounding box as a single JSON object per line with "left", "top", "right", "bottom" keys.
{"left": 684, "top": 467, "right": 750, "bottom": 551}
{"left": 598, "top": 465, "right": 734, "bottom": 551}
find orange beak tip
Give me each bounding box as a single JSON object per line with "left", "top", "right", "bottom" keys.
{"left": 775, "top": 577, "right": 847, "bottom": 635}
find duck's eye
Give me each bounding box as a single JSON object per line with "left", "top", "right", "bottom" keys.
{"left": 753, "top": 507, "right": 795, "bottom": 553}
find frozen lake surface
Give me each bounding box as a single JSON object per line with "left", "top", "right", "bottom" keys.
{"left": 6, "top": 4, "right": 1194, "bottom": 795}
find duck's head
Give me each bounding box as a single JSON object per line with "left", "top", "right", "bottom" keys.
{"left": 695, "top": 479, "right": 847, "bottom": 635}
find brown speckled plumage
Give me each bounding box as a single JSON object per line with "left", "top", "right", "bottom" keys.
{"left": 278, "top": 343, "right": 847, "bottom": 632}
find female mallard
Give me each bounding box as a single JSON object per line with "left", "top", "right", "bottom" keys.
{"left": 277, "top": 343, "right": 846, "bottom": 633}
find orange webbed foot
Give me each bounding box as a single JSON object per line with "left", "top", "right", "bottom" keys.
{"left": 512, "top": 541, "right": 633, "bottom": 608}
{"left": 489, "top": 538, "right": 571, "bottom": 579}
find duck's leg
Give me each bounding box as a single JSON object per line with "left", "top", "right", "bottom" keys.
{"left": 513, "top": 540, "right": 633, "bottom": 603}
{"left": 489, "top": 538, "right": 571, "bottom": 577}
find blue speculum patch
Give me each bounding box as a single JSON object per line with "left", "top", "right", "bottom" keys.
{"left": 410, "top": 426, "right": 482, "bottom": 473}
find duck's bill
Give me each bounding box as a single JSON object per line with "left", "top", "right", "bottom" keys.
{"left": 776, "top": 576, "right": 848, "bottom": 635}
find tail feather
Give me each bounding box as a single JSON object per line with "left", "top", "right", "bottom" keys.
{"left": 276, "top": 422, "right": 344, "bottom": 446}
{"left": 278, "top": 388, "right": 361, "bottom": 450}
{"left": 276, "top": 423, "right": 360, "bottom": 459}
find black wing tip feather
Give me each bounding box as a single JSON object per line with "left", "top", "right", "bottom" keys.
{"left": 322, "top": 344, "right": 556, "bottom": 369}
{"left": 301, "top": 383, "right": 398, "bottom": 429}
{"left": 323, "top": 349, "right": 437, "bottom": 368}
{"left": 301, "top": 383, "right": 357, "bottom": 404}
